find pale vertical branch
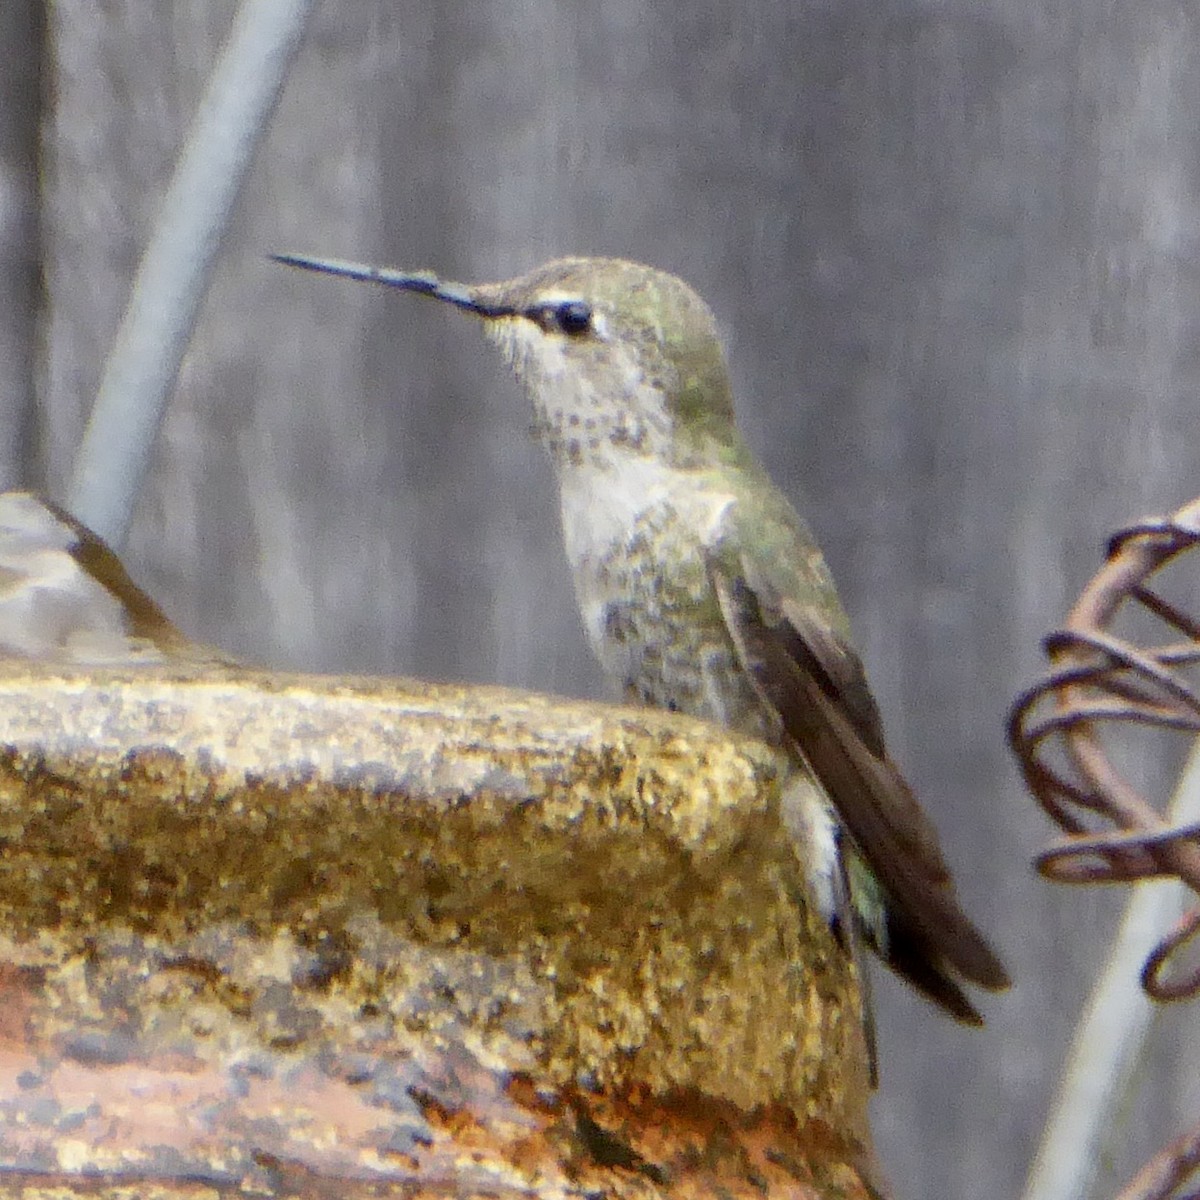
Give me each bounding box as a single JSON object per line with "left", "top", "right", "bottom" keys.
{"left": 0, "top": 0, "right": 43, "bottom": 490}
{"left": 65, "top": 0, "right": 317, "bottom": 547}
{"left": 1021, "top": 739, "right": 1200, "bottom": 1200}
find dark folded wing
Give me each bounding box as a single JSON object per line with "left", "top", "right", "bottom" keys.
{"left": 707, "top": 554, "right": 1009, "bottom": 993}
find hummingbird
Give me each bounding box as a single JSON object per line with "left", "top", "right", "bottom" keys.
{"left": 273, "top": 251, "right": 1010, "bottom": 1029}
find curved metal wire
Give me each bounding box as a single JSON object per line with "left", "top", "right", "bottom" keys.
{"left": 1008, "top": 497, "right": 1200, "bottom": 1200}
{"left": 1008, "top": 496, "right": 1200, "bottom": 1002}
{"left": 1112, "top": 1122, "right": 1200, "bottom": 1200}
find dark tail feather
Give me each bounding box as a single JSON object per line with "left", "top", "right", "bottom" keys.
{"left": 883, "top": 909, "right": 985, "bottom": 1026}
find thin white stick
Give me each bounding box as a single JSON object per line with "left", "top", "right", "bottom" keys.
{"left": 66, "top": 0, "right": 317, "bottom": 547}
{"left": 1021, "top": 740, "right": 1200, "bottom": 1200}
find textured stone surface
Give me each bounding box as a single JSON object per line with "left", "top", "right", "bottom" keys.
{"left": 0, "top": 494, "right": 876, "bottom": 1198}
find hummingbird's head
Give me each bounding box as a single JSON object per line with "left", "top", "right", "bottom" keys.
{"left": 273, "top": 253, "right": 741, "bottom": 471}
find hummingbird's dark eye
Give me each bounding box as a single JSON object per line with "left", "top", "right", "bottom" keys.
{"left": 555, "top": 300, "right": 593, "bottom": 336}
{"left": 530, "top": 299, "right": 593, "bottom": 336}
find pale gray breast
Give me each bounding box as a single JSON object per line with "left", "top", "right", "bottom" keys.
{"left": 563, "top": 482, "right": 778, "bottom": 741}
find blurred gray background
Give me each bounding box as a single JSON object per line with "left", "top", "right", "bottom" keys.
{"left": 4, "top": 3, "right": 1200, "bottom": 1198}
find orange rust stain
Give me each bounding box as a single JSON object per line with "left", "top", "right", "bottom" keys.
{"left": 505, "top": 1072, "right": 564, "bottom": 1116}
{"left": 496, "top": 1079, "right": 879, "bottom": 1200}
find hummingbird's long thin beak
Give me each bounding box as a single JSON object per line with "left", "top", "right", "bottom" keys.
{"left": 270, "top": 252, "right": 514, "bottom": 318}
